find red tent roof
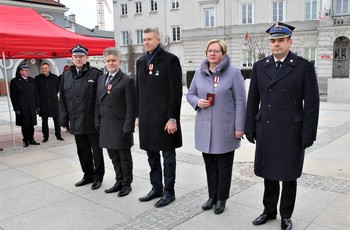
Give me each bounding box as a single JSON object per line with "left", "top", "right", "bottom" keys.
{"left": 0, "top": 5, "right": 115, "bottom": 59}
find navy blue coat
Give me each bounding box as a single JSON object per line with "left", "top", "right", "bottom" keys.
{"left": 136, "top": 48, "right": 183, "bottom": 151}
{"left": 245, "top": 52, "right": 320, "bottom": 181}
{"left": 10, "top": 76, "right": 39, "bottom": 127}
{"left": 59, "top": 62, "right": 102, "bottom": 135}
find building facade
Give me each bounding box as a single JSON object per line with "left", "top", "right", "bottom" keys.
{"left": 112, "top": 0, "right": 350, "bottom": 96}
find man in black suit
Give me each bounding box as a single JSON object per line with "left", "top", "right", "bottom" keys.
{"left": 10, "top": 64, "right": 41, "bottom": 147}
{"left": 136, "top": 28, "right": 183, "bottom": 207}
{"left": 59, "top": 44, "right": 105, "bottom": 190}
{"left": 245, "top": 22, "right": 320, "bottom": 230}
{"left": 95, "top": 47, "right": 136, "bottom": 197}
{"left": 35, "top": 63, "right": 64, "bottom": 143}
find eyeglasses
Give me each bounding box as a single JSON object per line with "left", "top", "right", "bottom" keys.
{"left": 207, "top": 49, "right": 222, "bottom": 54}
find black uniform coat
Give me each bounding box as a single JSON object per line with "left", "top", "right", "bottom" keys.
{"left": 59, "top": 62, "right": 102, "bottom": 135}
{"left": 35, "top": 73, "right": 60, "bottom": 117}
{"left": 136, "top": 48, "right": 183, "bottom": 151}
{"left": 95, "top": 70, "right": 136, "bottom": 149}
{"left": 245, "top": 51, "right": 319, "bottom": 181}
{"left": 10, "top": 76, "right": 39, "bottom": 127}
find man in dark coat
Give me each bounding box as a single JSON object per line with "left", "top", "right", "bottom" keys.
{"left": 59, "top": 44, "right": 105, "bottom": 190}
{"left": 35, "top": 63, "right": 64, "bottom": 143}
{"left": 95, "top": 47, "right": 136, "bottom": 197}
{"left": 136, "top": 28, "right": 183, "bottom": 208}
{"left": 245, "top": 22, "right": 320, "bottom": 230}
{"left": 10, "top": 64, "right": 41, "bottom": 147}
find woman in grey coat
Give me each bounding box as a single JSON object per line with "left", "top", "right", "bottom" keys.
{"left": 187, "top": 39, "right": 246, "bottom": 214}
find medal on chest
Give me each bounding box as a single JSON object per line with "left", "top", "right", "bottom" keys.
{"left": 107, "top": 84, "right": 112, "bottom": 94}
{"left": 149, "top": 64, "right": 153, "bottom": 75}
{"left": 214, "top": 76, "right": 219, "bottom": 88}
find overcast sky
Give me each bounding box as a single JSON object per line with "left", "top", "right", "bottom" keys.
{"left": 59, "top": 0, "right": 114, "bottom": 31}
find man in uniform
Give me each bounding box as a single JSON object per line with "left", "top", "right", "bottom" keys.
{"left": 245, "top": 22, "right": 320, "bottom": 230}
{"left": 10, "top": 64, "right": 41, "bottom": 147}
{"left": 59, "top": 44, "right": 105, "bottom": 190}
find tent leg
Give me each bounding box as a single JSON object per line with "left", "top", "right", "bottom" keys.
{"left": 2, "top": 51, "right": 16, "bottom": 149}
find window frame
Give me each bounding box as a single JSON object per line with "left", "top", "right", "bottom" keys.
{"left": 242, "top": 50, "right": 253, "bottom": 68}
{"left": 172, "top": 26, "right": 181, "bottom": 42}
{"left": 135, "top": 1, "right": 142, "bottom": 14}
{"left": 171, "top": 0, "right": 180, "bottom": 10}
{"left": 150, "top": 0, "right": 158, "bottom": 12}
{"left": 121, "top": 3, "right": 128, "bottom": 16}
{"left": 272, "top": 1, "right": 284, "bottom": 22}
{"left": 121, "top": 31, "right": 129, "bottom": 45}
{"left": 305, "top": 0, "right": 318, "bottom": 20}
{"left": 204, "top": 7, "right": 215, "bottom": 27}
{"left": 242, "top": 3, "right": 253, "bottom": 24}
{"left": 135, "top": 29, "right": 143, "bottom": 44}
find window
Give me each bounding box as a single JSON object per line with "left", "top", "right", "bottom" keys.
{"left": 135, "top": 1, "right": 142, "bottom": 14}
{"left": 335, "top": 0, "right": 349, "bottom": 14}
{"left": 204, "top": 8, "right": 215, "bottom": 27}
{"left": 304, "top": 48, "right": 316, "bottom": 62}
{"left": 272, "top": 1, "right": 284, "bottom": 22}
{"left": 121, "top": 3, "right": 128, "bottom": 15}
{"left": 171, "top": 0, "right": 180, "bottom": 9}
{"left": 135, "top": 30, "right": 143, "bottom": 44}
{"left": 242, "top": 50, "right": 253, "bottom": 67}
{"left": 121, "top": 31, "right": 129, "bottom": 45}
{"left": 242, "top": 4, "right": 253, "bottom": 24}
{"left": 172, "top": 26, "right": 180, "bottom": 42}
{"left": 150, "top": 0, "right": 158, "bottom": 12}
{"left": 306, "top": 0, "right": 317, "bottom": 19}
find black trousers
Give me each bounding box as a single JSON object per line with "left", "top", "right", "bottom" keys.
{"left": 74, "top": 134, "right": 105, "bottom": 182}
{"left": 263, "top": 179, "right": 297, "bottom": 218}
{"left": 21, "top": 126, "right": 35, "bottom": 143}
{"left": 147, "top": 149, "right": 176, "bottom": 195}
{"left": 202, "top": 151, "right": 235, "bottom": 201}
{"left": 107, "top": 148, "right": 133, "bottom": 185}
{"left": 41, "top": 115, "right": 61, "bottom": 139}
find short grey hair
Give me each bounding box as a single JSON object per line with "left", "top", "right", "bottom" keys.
{"left": 143, "top": 28, "right": 160, "bottom": 38}
{"left": 103, "top": 47, "right": 120, "bottom": 58}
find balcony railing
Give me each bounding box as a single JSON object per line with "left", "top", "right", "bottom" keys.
{"left": 333, "top": 15, "right": 350, "bottom": 25}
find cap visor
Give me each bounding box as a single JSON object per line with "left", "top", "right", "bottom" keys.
{"left": 268, "top": 34, "right": 290, "bottom": 39}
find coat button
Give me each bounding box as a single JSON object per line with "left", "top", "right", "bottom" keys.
{"left": 266, "top": 120, "right": 270, "bottom": 124}
{"left": 268, "top": 88, "right": 272, "bottom": 92}
{"left": 268, "top": 104, "right": 271, "bottom": 108}
{"left": 280, "top": 105, "right": 285, "bottom": 109}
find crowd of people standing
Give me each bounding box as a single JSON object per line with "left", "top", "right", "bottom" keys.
{"left": 9, "top": 23, "right": 320, "bottom": 230}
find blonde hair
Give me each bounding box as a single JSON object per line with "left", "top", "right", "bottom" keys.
{"left": 205, "top": 39, "right": 227, "bottom": 55}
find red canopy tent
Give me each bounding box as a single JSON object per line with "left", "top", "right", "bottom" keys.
{"left": 0, "top": 5, "right": 115, "bottom": 148}
{"left": 0, "top": 5, "right": 115, "bottom": 59}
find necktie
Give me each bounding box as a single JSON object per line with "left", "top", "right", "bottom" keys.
{"left": 276, "top": 61, "right": 282, "bottom": 70}
{"left": 105, "top": 75, "right": 112, "bottom": 87}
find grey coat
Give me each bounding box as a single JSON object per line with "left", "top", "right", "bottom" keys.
{"left": 187, "top": 55, "right": 246, "bottom": 154}
{"left": 95, "top": 71, "right": 136, "bottom": 149}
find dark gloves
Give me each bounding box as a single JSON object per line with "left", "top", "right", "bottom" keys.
{"left": 16, "top": 110, "right": 21, "bottom": 116}
{"left": 245, "top": 133, "right": 256, "bottom": 144}
{"left": 36, "top": 108, "right": 40, "bottom": 114}
{"left": 95, "top": 125, "right": 100, "bottom": 133}
{"left": 302, "top": 138, "right": 314, "bottom": 149}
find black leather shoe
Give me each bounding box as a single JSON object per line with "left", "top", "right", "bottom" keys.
{"left": 75, "top": 178, "right": 93, "bottom": 187}
{"left": 252, "top": 213, "right": 277, "bottom": 225}
{"left": 56, "top": 136, "right": 64, "bottom": 141}
{"left": 139, "top": 190, "right": 163, "bottom": 202}
{"left": 202, "top": 198, "right": 216, "bottom": 210}
{"left": 42, "top": 138, "right": 48, "bottom": 143}
{"left": 29, "top": 140, "right": 40, "bottom": 145}
{"left": 105, "top": 182, "right": 123, "bottom": 193}
{"left": 118, "top": 185, "right": 132, "bottom": 197}
{"left": 214, "top": 200, "right": 226, "bottom": 214}
{"left": 23, "top": 142, "right": 29, "bottom": 147}
{"left": 91, "top": 181, "right": 102, "bottom": 190}
{"left": 281, "top": 218, "right": 292, "bottom": 230}
{"left": 154, "top": 194, "right": 175, "bottom": 208}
